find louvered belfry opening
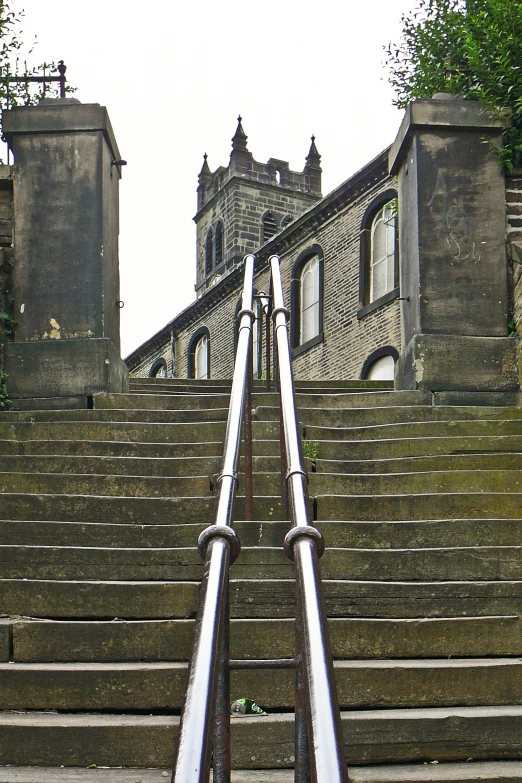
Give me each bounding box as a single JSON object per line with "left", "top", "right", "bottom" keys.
{"left": 205, "top": 229, "right": 213, "bottom": 275}
{"left": 262, "top": 211, "right": 278, "bottom": 241}
{"left": 215, "top": 221, "right": 223, "bottom": 267}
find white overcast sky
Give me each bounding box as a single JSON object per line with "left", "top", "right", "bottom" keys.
{"left": 14, "top": 0, "right": 417, "bottom": 357}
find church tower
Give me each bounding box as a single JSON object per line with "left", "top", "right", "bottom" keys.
{"left": 194, "top": 118, "right": 322, "bottom": 295}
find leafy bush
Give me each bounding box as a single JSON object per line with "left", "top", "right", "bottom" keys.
{"left": 0, "top": 372, "right": 10, "bottom": 409}
{"left": 386, "top": 0, "right": 522, "bottom": 169}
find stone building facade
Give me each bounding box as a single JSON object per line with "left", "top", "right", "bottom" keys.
{"left": 127, "top": 121, "right": 402, "bottom": 382}
{"left": 126, "top": 104, "right": 521, "bottom": 389}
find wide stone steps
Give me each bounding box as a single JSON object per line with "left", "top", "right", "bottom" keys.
{"left": 1, "top": 762, "right": 522, "bottom": 783}
{"left": 306, "top": 418, "right": 522, "bottom": 440}
{"left": 1, "top": 706, "right": 522, "bottom": 767}
{"left": 1, "top": 544, "right": 522, "bottom": 581}
{"left": 1, "top": 658, "right": 521, "bottom": 711}
{"left": 5, "top": 615, "right": 522, "bottom": 662}
{"left": 3, "top": 577, "right": 522, "bottom": 619}
{"left": 3, "top": 518, "right": 522, "bottom": 548}
{"left": 1, "top": 467, "right": 521, "bottom": 498}
{"left": 4, "top": 518, "right": 522, "bottom": 548}
{"left": 305, "top": 434, "right": 522, "bottom": 460}
{"left": 0, "top": 438, "right": 226, "bottom": 457}
{"left": 0, "top": 493, "right": 283, "bottom": 522}
{"left": 1, "top": 379, "right": 521, "bottom": 777}
{"left": 96, "top": 390, "right": 428, "bottom": 411}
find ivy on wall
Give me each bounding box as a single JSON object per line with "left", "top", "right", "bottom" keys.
{"left": 386, "top": 0, "right": 522, "bottom": 170}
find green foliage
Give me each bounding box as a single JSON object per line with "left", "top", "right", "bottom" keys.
{"left": 302, "top": 440, "right": 319, "bottom": 461}
{"left": 0, "top": 371, "right": 10, "bottom": 409}
{"left": 0, "top": 2, "right": 72, "bottom": 118}
{"left": 0, "top": 310, "right": 16, "bottom": 336}
{"left": 386, "top": 0, "right": 522, "bottom": 169}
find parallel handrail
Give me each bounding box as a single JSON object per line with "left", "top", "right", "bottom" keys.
{"left": 270, "top": 254, "right": 349, "bottom": 783}
{"left": 172, "top": 255, "right": 256, "bottom": 783}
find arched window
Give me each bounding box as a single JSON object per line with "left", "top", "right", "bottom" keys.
{"left": 188, "top": 327, "right": 210, "bottom": 379}
{"left": 262, "top": 212, "right": 278, "bottom": 242}
{"left": 290, "top": 245, "right": 324, "bottom": 354}
{"left": 195, "top": 335, "right": 209, "bottom": 379}
{"left": 358, "top": 190, "right": 399, "bottom": 318}
{"left": 370, "top": 203, "right": 396, "bottom": 302}
{"left": 205, "top": 230, "right": 213, "bottom": 276}
{"left": 361, "top": 346, "right": 399, "bottom": 381}
{"left": 300, "top": 256, "right": 320, "bottom": 344}
{"left": 215, "top": 221, "right": 223, "bottom": 267}
{"left": 149, "top": 358, "right": 167, "bottom": 378}
{"left": 281, "top": 214, "right": 293, "bottom": 228}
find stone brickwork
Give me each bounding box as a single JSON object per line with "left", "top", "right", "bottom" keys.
{"left": 127, "top": 149, "right": 402, "bottom": 381}
{"left": 195, "top": 179, "right": 320, "bottom": 296}
{"left": 195, "top": 119, "right": 322, "bottom": 295}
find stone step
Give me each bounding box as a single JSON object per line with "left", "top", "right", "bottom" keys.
{"left": 305, "top": 469, "right": 522, "bottom": 495}
{"left": 128, "top": 378, "right": 392, "bottom": 390}
{"left": 0, "top": 520, "right": 290, "bottom": 548}
{"left": 0, "top": 706, "right": 521, "bottom": 766}
{"left": 4, "top": 518, "right": 522, "bottom": 550}
{"left": 0, "top": 420, "right": 278, "bottom": 442}
{"left": 314, "top": 453, "right": 522, "bottom": 473}
{"left": 0, "top": 658, "right": 520, "bottom": 711}
{"left": 95, "top": 391, "right": 428, "bottom": 412}
{"left": 0, "top": 473, "right": 213, "bottom": 498}
{"left": 305, "top": 434, "right": 522, "bottom": 460}
{"left": 0, "top": 493, "right": 284, "bottom": 524}
{"left": 348, "top": 761, "right": 522, "bottom": 783}
{"left": 305, "top": 419, "right": 522, "bottom": 441}
{"left": 2, "top": 544, "right": 521, "bottom": 582}
{"left": 10, "top": 615, "right": 522, "bottom": 663}
{"left": 0, "top": 455, "right": 280, "bottom": 477}
{"left": 8, "top": 466, "right": 522, "bottom": 500}
{"left": 2, "top": 762, "right": 522, "bottom": 783}
{"left": 295, "top": 403, "right": 522, "bottom": 424}
{"left": 130, "top": 377, "right": 234, "bottom": 386}
{"left": 316, "top": 492, "right": 522, "bottom": 521}
{"left": 3, "top": 407, "right": 232, "bottom": 423}
{"left": 0, "top": 439, "right": 227, "bottom": 458}
{"left": 3, "top": 578, "right": 522, "bottom": 619}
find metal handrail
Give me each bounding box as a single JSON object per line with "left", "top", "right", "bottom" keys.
{"left": 172, "top": 254, "right": 256, "bottom": 783}
{"left": 270, "top": 254, "right": 349, "bottom": 783}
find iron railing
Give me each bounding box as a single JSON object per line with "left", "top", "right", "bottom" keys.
{"left": 270, "top": 254, "right": 348, "bottom": 783}
{"left": 172, "top": 254, "right": 255, "bottom": 783}
{"left": 173, "top": 252, "right": 347, "bottom": 782}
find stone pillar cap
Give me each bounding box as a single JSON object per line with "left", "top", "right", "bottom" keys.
{"left": 389, "top": 98, "right": 505, "bottom": 175}
{"left": 2, "top": 101, "right": 121, "bottom": 162}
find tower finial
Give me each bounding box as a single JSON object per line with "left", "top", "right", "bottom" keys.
{"left": 198, "top": 153, "right": 211, "bottom": 188}
{"left": 232, "top": 115, "right": 248, "bottom": 152}
{"left": 200, "top": 152, "right": 210, "bottom": 173}
{"left": 306, "top": 134, "right": 321, "bottom": 164}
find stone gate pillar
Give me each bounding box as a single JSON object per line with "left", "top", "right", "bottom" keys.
{"left": 390, "top": 98, "right": 519, "bottom": 394}
{"left": 2, "top": 97, "right": 129, "bottom": 408}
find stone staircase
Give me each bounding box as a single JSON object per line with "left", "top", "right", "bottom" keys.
{"left": 1, "top": 377, "right": 522, "bottom": 782}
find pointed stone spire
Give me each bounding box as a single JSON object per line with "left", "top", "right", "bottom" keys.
{"left": 305, "top": 135, "right": 321, "bottom": 168}
{"left": 198, "top": 153, "right": 211, "bottom": 185}
{"left": 199, "top": 152, "right": 211, "bottom": 177}
{"left": 230, "top": 115, "right": 253, "bottom": 176}
{"left": 231, "top": 115, "right": 249, "bottom": 152}
{"left": 197, "top": 153, "right": 212, "bottom": 211}
{"left": 304, "top": 135, "right": 322, "bottom": 195}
